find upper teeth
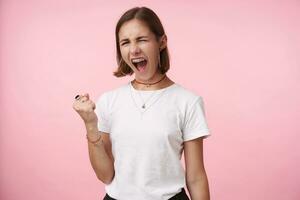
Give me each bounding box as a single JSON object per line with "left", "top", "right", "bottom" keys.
{"left": 132, "top": 58, "right": 146, "bottom": 63}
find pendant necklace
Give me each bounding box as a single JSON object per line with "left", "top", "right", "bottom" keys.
{"left": 133, "top": 75, "right": 167, "bottom": 109}
{"left": 138, "top": 91, "right": 157, "bottom": 109}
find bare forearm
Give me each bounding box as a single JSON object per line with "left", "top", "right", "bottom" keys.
{"left": 186, "top": 173, "right": 210, "bottom": 200}
{"left": 85, "top": 123, "right": 114, "bottom": 184}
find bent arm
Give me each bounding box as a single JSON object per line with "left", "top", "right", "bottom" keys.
{"left": 184, "top": 137, "right": 210, "bottom": 200}
{"left": 85, "top": 122, "right": 115, "bottom": 184}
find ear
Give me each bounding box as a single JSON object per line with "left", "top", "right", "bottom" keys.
{"left": 159, "top": 34, "right": 167, "bottom": 51}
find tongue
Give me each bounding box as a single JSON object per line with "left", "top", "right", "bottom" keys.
{"left": 137, "top": 60, "right": 147, "bottom": 72}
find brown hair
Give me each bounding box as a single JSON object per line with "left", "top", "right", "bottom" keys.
{"left": 113, "top": 7, "right": 170, "bottom": 77}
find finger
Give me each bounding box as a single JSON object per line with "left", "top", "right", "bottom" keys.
{"left": 86, "top": 100, "right": 95, "bottom": 109}
{"left": 72, "top": 103, "right": 80, "bottom": 111}
{"left": 83, "top": 93, "right": 90, "bottom": 100}
{"left": 80, "top": 96, "right": 88, "bottom": 102}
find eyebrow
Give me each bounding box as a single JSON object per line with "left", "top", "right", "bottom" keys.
{"left": 119, "top": 36, "right": 149, "bottom": 44}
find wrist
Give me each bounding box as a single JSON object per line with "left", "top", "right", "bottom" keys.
{"left": 85, "top": 122, "right": 98, "bottom": 133}
{"left": 86, "top": 132, "right": 103, "bottom": 145}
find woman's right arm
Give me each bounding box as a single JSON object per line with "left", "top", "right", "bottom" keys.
{"left": 85, "top": 122, "right": 115, "bottom": 184}
{"left": 73, "top": 93, "right": 115, "bottom": 184}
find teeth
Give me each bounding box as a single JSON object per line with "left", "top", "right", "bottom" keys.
{"left": 131, "top": 58, "right": 146, "bottom": 63}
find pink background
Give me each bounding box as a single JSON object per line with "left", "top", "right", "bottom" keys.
{"left": 1, "top": 0, "right": 299, "bottom": 199}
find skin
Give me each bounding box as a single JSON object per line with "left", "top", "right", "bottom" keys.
{"left": 73, "top": 18, "right": 210, "bottom": 199}
{"left": 73, "top": 93, "right": 114, "bottom": 184}
{"left": 184, "top": 138, "right": 210, "bottom": 200}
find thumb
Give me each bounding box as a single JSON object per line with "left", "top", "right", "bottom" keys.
{"left": 83, "top": 93, "right": 90, "bottom": 99}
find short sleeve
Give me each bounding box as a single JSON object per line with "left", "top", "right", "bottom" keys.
{"left": 182, "top": 96, "right": 210, "bottom": 141}
{"left": 95, "top": 93, "right": 111, "bottom": 133}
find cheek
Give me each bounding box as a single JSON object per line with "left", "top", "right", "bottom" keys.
{"left": 120, "top": 49, "right": 128, "bottom": 61}
{"left": 120, "top": 48, "right": 134, "bottom": 69}
{"left": 120, "top": 47, "right": 126, "bottom": 56}
{"left": 147, "top": 50, "right": 160, "bottom": 64}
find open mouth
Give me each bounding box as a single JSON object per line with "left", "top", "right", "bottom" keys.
{"left": 131, "top": 58, "right": 147, "bottom": 72}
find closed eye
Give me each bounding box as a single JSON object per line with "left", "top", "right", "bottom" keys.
{"left": 120, "top": 40, "right": 147, "bottom": 46}
{"left": 121, "top": 42, "right": 128, "bottom": 46}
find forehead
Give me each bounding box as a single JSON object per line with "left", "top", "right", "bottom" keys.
{"left": 118, "top": 19, "right": 153, "bottom": 40}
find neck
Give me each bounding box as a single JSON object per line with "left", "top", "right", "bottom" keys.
{"left": 132, "top": 74, "right": 173, "bottom": 91}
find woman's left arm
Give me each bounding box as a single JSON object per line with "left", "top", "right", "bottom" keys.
{"left": 184, "top": 137, "right": 210, "bottom": 200}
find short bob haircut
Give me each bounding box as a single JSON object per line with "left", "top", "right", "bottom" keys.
{"left": 113, "top": 7, "right": 170, "bottom": 77}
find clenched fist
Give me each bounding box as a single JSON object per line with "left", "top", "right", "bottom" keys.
{"left": 72, "top": 93, "right": 98, "bottom": 125}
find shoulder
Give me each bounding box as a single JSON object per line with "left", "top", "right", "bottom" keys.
{"left": 172, "top": 83, "right": 204, "bottom": 105}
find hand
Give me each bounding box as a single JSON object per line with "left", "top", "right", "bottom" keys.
{"left": 72, "top": 93, "right": 98, "bottom": 125}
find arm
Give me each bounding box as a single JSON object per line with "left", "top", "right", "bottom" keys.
{"left": 85, "top": 122, "right": 115, "bottom": 184}
{"left": 184, "top": 137, "right": 210, "bottom": 200}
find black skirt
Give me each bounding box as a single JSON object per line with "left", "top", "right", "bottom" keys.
{"left": 103, "top": 188, "right": 190, "bottom": 200}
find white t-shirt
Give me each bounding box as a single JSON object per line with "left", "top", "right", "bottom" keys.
{"left": 95, "top": 81, "right": 210, "bottom": 200}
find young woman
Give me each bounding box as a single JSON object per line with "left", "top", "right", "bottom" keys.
{"left": 73, "top": 7, "right": 211, "bottom": 200}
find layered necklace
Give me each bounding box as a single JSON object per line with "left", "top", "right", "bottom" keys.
{"left": 133, "top": 75, "right": 167, "bottom": 109}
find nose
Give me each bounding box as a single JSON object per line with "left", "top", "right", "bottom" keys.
{"left": 130, "top": 43, "right": 141, "bottom": 55}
